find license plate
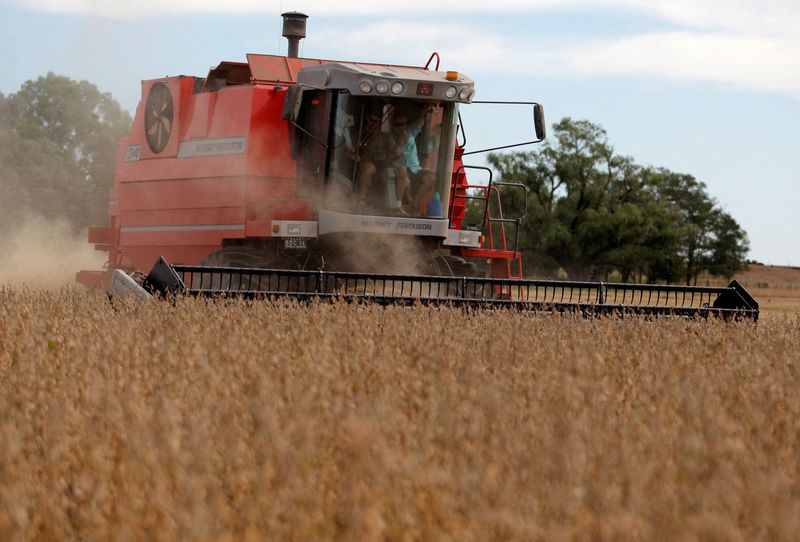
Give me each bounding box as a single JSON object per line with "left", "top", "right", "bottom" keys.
{"left": 284, "top": 237, "right": 308, "bottom": 249}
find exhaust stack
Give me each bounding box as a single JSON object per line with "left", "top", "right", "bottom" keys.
{"left": 282, "top": 12, "right": 308, "bottom": 58}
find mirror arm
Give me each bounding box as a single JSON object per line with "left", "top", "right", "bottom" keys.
{"left": 461, "top": 139, "right": 543, "bottom": 156}
{"left": 462, "top": 101, "right": 545, "bottom": 155}
{"left": 471, "top": 100, "right": 540, "bottom": 105}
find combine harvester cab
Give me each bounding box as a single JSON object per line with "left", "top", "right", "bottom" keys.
{"left": 79, "top": 12, "right": 758, "bottom": 320}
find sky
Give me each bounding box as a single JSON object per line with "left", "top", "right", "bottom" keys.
{"left": 1, "top": 0, "right": 798, "bottom": 266}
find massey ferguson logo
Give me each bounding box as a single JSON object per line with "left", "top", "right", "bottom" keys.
{"left": 360, "top": 220, "right": 392, "bottom": 229}
{"left": 178, "top": 137, "right": 247, "bottom": 158}
{"left": 398, "top": 222, "right": 433, "bottom": 231}
{"left": 358, "top": 219, "right": 433, "bottom": 232}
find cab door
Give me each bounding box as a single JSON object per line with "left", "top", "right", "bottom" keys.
{"left": 294, "top": 89, "right": 333, "bottom": 195}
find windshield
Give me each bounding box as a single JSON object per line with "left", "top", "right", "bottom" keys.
{"left": 324, "top": 94, "right": 458, "bottom": 218}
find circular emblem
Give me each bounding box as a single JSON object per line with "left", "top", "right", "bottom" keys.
{"left": 144, "top": 82, "right": 173, "bottom": 154}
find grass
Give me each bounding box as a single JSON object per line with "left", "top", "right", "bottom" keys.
{"left": 1, "top": 288, "right": 799, "bottom": 540}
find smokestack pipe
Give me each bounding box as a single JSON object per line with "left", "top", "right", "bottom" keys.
{"left": 282, "top": 11, "right": 308, "bottom": 59}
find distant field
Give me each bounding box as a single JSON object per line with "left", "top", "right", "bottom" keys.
{"left": 1, "top": 290, "right": 798, "bottom": 540}
{"left": 732, "top": 263, "right": 800, "bottom": 318}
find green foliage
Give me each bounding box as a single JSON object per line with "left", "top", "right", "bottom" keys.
{"left": 0, "top": 73, "right": 131, "bottom": 231}
{"left": 5, "top": 72, "right": 131, "bottom": 194}
{"left": 0, "top": 126, "right": 105, "bottom": 230}
{"left": 488, "top": 118, "right": 749, "bottom": 283}
{"left": 707, "top": 211, "right": 750, "bottom": 280}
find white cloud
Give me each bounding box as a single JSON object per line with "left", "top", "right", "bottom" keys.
{"left": 315, "top": 20, "right": 800, "bottom": 99}
{"left": 12, "top": 0, "right": 800, "bottom": 28}
{"left": 10, "top": 0, "right": 562, "bottom": 18}
{"left": 7, "top": 0, "right": 800, "bottom": 99}
{"left": 566, "top": 32, "right": 800, "bottom": 97}
{"left": 623, "top": 0, "right": 800, "bottom": 36}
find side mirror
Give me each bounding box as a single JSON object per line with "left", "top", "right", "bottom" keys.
{"left": 533, "top": 104, "right": 546, "bottom": 141}
{"left": 281, "top": 85, "right": 303, "bottom": 122}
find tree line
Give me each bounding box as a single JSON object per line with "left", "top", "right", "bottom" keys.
{"left": 481, "top": 118, "right": 749, "bottom": 284}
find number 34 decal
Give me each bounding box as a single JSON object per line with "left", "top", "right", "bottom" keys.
{"left": 124, "top": 145, "right": 141, "bottom": 162}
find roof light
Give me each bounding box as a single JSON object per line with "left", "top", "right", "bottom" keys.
{"left": 459, "top": 87, "right": 471, "bottom": 100}
{"left": 446, "top": 71, "right": 459, "bottom": 81}
{"left": 391, "top": 81, "right": 404, "bottom": 95}
{"left": 358, "top": 80, "right": 373, "bottom": 93}
{"left": 375, "top": 80, "right": 389, "bottom": 94}
{"left": 445, "top": 86, "right": 457, "bottom": 99}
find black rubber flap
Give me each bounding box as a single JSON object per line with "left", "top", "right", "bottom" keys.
{"left": 712, "top": 280, "right": 759, "bottom": 312}
{"left": 143, "top": 257, "right": 186, "bottom": 295}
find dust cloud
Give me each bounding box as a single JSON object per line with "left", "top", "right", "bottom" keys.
{"left": 0, "top": 216, "right": 105, "bottom": 290}
{"left": 325, "top": 233, "right": 435, "bottom": 276}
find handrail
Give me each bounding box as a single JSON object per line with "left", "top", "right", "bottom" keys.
{"left": 449, "top": 165, "right": 493, "bottom": 230}
{"left": 423, "top": 52, "right": 440, "bottom": 71}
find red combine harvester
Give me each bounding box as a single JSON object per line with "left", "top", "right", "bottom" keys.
{"left": 78, "top": 13, "right": 758, "bottom": 319}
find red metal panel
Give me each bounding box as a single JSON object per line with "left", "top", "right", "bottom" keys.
{"left": 273, "top": 200, "right": 313, "bottom": 220}
{"left": 119, "top": 178, "right": 245, "bottom": 211}
{"left": 117, "top": 157, "right": 228, "bottom": 182}
{"left": 207, "top": 86, "right": 253, "bottom": 138}
{"left": 88, "top": 226, "right": 110, "bottom": 244}
{"left": 244, "top": 176, "right": 295, "bottom": 203}
{"left": 118, "top": 154, "right": 251, "bottom": 182}
{"left": 186, "top": 92, "right": 215, "bottom": 140}
{"left": 119, "top": 207, "right": 245, "bottom": 227}
{"left": 245, "top": 198, "right": 312, "bottom": 222}
{"left": 246, "top": 54, "right": 422, "bottom": 84}
{"left": 122, "top": 246, "right": 217, "bottom": 271}
{"left": 245, "top": 220, "right": 270, "bottom": 237}
{"left": 174, "top": 178, "right": 245, "bottom": 208}
{"left": 115, "top": 84, "right": 252, "bottom": 182}
{"left": 460, "top": 248, "right": 517, "bottom": 260}
{"left": 247, "top": 54, "right": 326, "bottom": 83}
{"left": 246, "top": 86, "right": 296, "bottom": 177}
{"left": 175, "top": 77, "right": 197, "bottom": 143}
{"left": 120, "top": 228, "right": 243, "bottom": 247}
{"left": 119, "top": 180, "right": 175, "bottom": 211}
{"left": 116, "top": 85, "right": 298, "bottom": 183}
{"left": 133, "top": 77, "right": 195, "bottom": 161}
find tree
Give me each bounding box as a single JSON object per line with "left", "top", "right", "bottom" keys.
{"left": 487, "top": 118, "right": 749, "bottom": 283}
{"left": 706, "top": 211, "right": 750, "bottom": 280}
{"left": 5, "top": 72, "right": 131, "bottom": 196}
{"left": 0, "top": 127, "right": 95, "bottom": 230}
{"left": 643, "top": 169, "right": 750, "bottom": 284}
{"left": 0, "top": 74, "right": 131, "bottom": 232}
{"left": 489, "top": 118, "right": 674, "bottom": 280}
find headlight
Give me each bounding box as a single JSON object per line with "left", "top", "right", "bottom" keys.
{"left": 359, "top": 80, "right": 373, "bottom": 94}
{"left": 459, "top": 87, "right": 471, "bottom": 100}
{"left": 445, "top": 86, "right": 457, "bottom": 99}
{"left": 375, "top": 81, "right": 389, "bottom": 94}
{"left": 391, "top": 82, "right": 404, "bottom": 95}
